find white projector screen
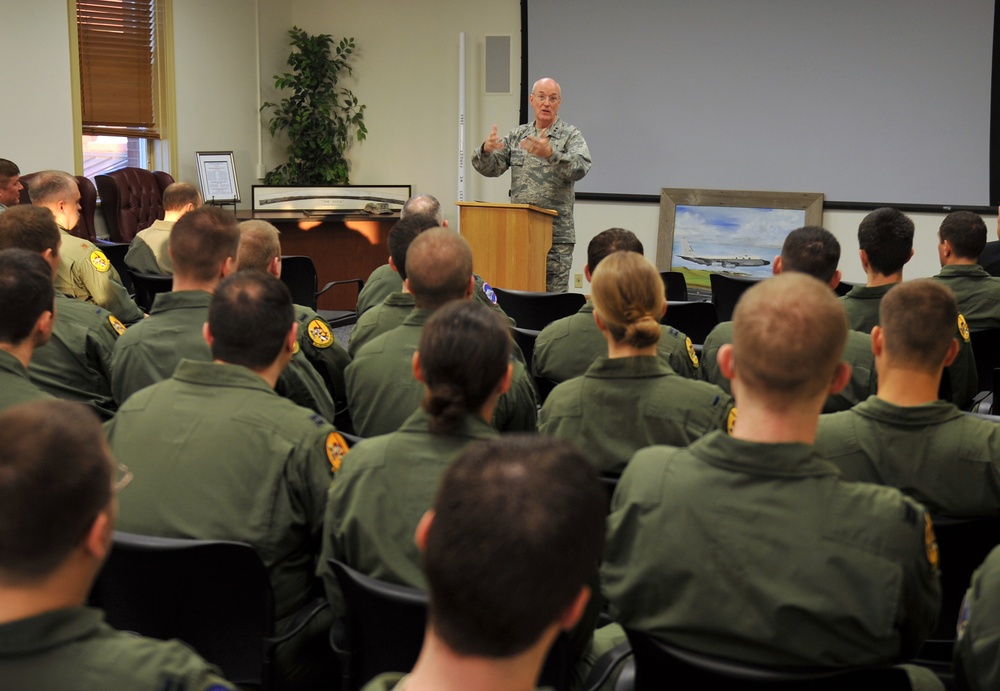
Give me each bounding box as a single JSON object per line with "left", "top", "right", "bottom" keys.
{"left": 525, "top": 0, "right": 996, "bottom": 207}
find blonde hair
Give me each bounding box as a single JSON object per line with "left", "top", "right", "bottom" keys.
{"left": 589, "top": 251, "right": 664, "bottom": 348}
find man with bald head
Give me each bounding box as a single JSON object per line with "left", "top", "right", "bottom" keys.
{"left": 124, "top": 181, "right": 202, "bottom": 275}
{"left": 473, "top": 77, "right": 592, "bottom": 292}
{"left": 346, "top": 227, "right": 537, "bottom": 437}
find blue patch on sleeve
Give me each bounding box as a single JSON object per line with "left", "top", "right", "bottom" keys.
{"left": 481, "top": 282, "right": 498, "bottom": 304}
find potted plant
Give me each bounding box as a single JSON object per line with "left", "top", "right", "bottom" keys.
{"left": 262, "top": 26, "right": 367, "bottom": 185}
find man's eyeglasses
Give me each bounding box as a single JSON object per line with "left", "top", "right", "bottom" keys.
{"left": 532, "top": 94, "right": 561, "bottom": 104}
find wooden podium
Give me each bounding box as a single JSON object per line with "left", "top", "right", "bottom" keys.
{"left": 457, "top": 202, "right": 557, "bottom": 291}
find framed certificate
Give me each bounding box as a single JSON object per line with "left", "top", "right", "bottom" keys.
{"left": 195, "top": 151, "right": 240, "bottom": 203}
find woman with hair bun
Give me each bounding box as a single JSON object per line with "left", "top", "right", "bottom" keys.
{"left": 318, "top": 300, "right": 513, "bottom": 611}
{"left": 539, "top": 251, "right": 733, "bottom": 474}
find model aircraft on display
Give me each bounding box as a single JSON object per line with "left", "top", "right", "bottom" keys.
{"left": 678, "top": 238, "right": 770, "bottom": 268}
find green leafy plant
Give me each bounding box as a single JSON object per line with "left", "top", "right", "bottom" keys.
{"left": 261, "top": 27, "right": 367, "bottom": 185}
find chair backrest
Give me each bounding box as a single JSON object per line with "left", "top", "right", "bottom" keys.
{"left": 95, "top": 167, "right": 175, "bottom": 242}
{"left": 661, "top": 271, "right": 689, "bottom": 302}
{"left": 128, "top": 270, "right": 173, "bottom": 312}
{"left": 623, "top": 628, "right": 911, "bottom": 690}
{"left": 19, "top": 172, "right": 98, "bottom": 242}
{"left": 662, "top": 300, "right": 720, "bottom": 345}
{"left": 834, "top": 280, "right": 856, "bottom": 297}
{"left": 512, "top": 326, "right": 556, "bottom": 403}
{"left": 709, "top": 273, "right": 760, "bottom": 322}
{"left": 492, "top": 287, "right": 586, "bottom": 331}
{"left": 89, "top": 531, "right": 275, "bottom": 688}
{"left": 280, "top": 255, "right": 320, "bottom": 310}
{"left": 969, "top": 328, "right": 1000, "bottom": 393}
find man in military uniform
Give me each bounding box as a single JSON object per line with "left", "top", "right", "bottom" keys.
{"left": 0, "top": 205, "right": 122, "bottom": 418}
{"left": 930, "top": 210, "right": 1000, "bottom": 330}
{"left": 534, "top": 228, "right": 699, "bottom": 383}
{"left": 472, "top": 77, "right": 592, "bottom": 293}
{"left": 362, "top": 436, "right": 606, "bottom": 691}
{"left": 0, "top": 249, "right": 56, "bottom": 411}
{"left": 124, "top": 181, "right": 202, "bottom": 275}
{"left": 29, "top": 170, "right": 144, "bottom": 324}
{"left": 346, "top": 228, "right": 537, "bottom": 437}
{"left": 106, "top": 271, "right": 346, "bottom": 691}
{"left": 602, "top": 274, "right": 941, "bottom": 686}
{"left": 955, "top": 545, "right": 1000, "bottom": 691}
{"left": 700, "top": 226, "right": 876, "bottom": 412}
{"left": 0, "top": 158, "right": 22, "bottom": 214}
{"left": 816, "top": 280, "right": 1000, "bottom": 516}
{"left": 0, "top": 400, "right": 236, "bottom": 690}
{"left": 840, "top": 207, "right": 977, "bottom": 409}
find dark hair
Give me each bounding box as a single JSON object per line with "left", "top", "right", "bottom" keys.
{"left": 27, "top": 170, "right": 76, "bottom": 206}
{"left": 169, "top": 206, "right": 240, "bottom": 282}
{"left": 0, "top": 249, "right": 54, "bottom": 344}
{"left": 780, "top": 226, "right": 841, "bottom": 284}
{"left": 424, "top": 435, "right": 606, "bottom": 657}
{"left": 0, "top": 400, "right": 112, "bottom": 584}
{"left": 401, "top": 194, "right": 443, "bottom": 223}
{"left": 0, "top": 158, "right": 20, "bottom": 183}
{"left": 587, "top": 227, "right": 643, "bottom": 272}
{"left": 939, "top": 211, "right": 987, "bottom": 260}
{"left": 880, "top": 279, "right": 958, "bottom": 371}
{"left": 0, "top": 205, "right": 60, "bottom": 254}
{"left": 406, "top": 228, "right": 473, "bottom": 310}
{"left": 857, "top": 207, "right": 914, "bottom": 276}
{"left": 208, "top": 270, "right": 294, "bottom": 369}
{"left": 418, "top": 301, "right": 511, "bottom": 434}
{"left": 161, "top": 182, "right": 202, "bottom": 211}
{"left": 388, "top": 213, "right": 439, "bottom": 281}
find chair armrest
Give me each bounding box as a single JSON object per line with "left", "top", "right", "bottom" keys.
{"left": 267, "top": 597, "right": 330, "bottom": 646}
{"left": 581, "top": 639, "right": 633, "bottom": 691}
{"left": 317, "top": 278, "right": 364, "bottom": 299}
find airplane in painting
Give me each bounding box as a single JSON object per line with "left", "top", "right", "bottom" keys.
{"left": 678, "top": 238, "right": 770, "bottom": 268}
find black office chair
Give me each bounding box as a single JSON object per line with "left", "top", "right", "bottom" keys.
{"left": 969, "top": 328, "right": 1000, "bottom": 394}
{"left": 834, "top": 280, "right": 857, "bottom": 297}
{"left": 89, "top": 531, "right": 329, "bottom": 690}
{"left": 709, "top": 273, "right": 760, "bottom": 322}
{"left": 280, "top": 255, "right": 364, "bottom": 328}
{"left": 512, "top": 326, "right": 557, "bottom": 404}
{"left": 660, "top": 271, "right": 689, "bottom": 302}
{"left": 127, "top": 270, "right": 173, "bottom": 312}
{"left": 662, "top": 300, "right": 719, "bottom": 345}
{"left": 623, "top": 628, "right": 912, "bottom": 690}
{"left": 97, "top": 240, "right": 134, "bottom": 294}
{"left": 492, "top": 287, "right": 587, "bottom": 331}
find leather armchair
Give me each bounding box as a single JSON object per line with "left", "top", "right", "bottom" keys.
{"left": 19, "top": 173, "right": 99, "bottom": 243}
{"left": 96, "top": 167, "right": 175, "bottom": 242}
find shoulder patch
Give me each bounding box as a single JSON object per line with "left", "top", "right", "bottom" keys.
{"left": 326, "top": 432, "right": 349, "bottom": 472}
{"left": 925, "top": 513, "right": 939, "bottom": 572}
{"left": 292, "top": 341, "right": 300, "bottom": 355}
{"left": 727, "top": 407, "right": 737, "bottom": 435}
{"left": 481, "top": 281, "right": 498, "bottom": 304}
{"left": 307, "top": 318, "right": 334, "bottom": 349}
{"left": 90, "top": 249, "right": 111, "bottom": 273}
{"left": 958, "top": 314, "right": 971, "bottom": 343}
{"left": 686, "top": 337, "right": 700, "bottom": 368}
{"left": 108, "top": 315, "right": 126, "bottom": 336}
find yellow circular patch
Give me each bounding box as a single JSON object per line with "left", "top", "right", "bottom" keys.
{"left": 686, "top": 337, "right": 699, "bottom": 368}
{"left": 90, "top": 250, "right": 111, "bottom": 273}
{"left": 108, "top": 315, "right": 126, "bottom": 336}
{"left": 727, "top": 407, "right": 737, "bottom": 435}
{"left": 958, "top": 314, "right": 970, "bottom": 343}
{"left": 292, "top": 341, "right": 300, "bottom": 355}
{"left": 925, "top": 514, "right": 939, "bottom": 572}
{"left": 325, "top": 432, "right": 349, "bottom": 472}
{"left": 307, "top": 318, "right": 333, "bottom": 349}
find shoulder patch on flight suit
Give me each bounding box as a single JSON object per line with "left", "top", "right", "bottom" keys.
{"left": 727, "top": 407, "right": 737, "bottom": 435}
{"left": 481, "top": 281, "right": 498, "bottom": 304}
{"left": 89, "top": 249, "right": 111, "bottom": 273}
{"left": 958, "top": 314, "right": 971, "bottom": 343}
{"left": 108, "top": 315, "right": 126, "bottom": 336}
{"left": 292, "top": 341, "right": 300, "bottom": 355}
{"left": 307, "top": 318, "right": 334, "bottom": 349}
{"left": 925, "top": 514, "right": 939, "bottom": 572}
{"left": 686, "top": 337, "right": 700, "bottom": 368}
{"left": 326, "top": 432, "right": 349, "bottom": 472}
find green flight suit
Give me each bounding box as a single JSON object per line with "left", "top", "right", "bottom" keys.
{"left": 294, "top": 304, "right": 351, "bottom": 413}
{"left": 106, "top": 359, "right": 344, "bottom": 690}
{"left": 931, "top": 264, "right": 1000, "bottom": 330}
{"left": 349, "top": 291, "right": 414, "bottom": 358}
{"left": 538, "top": 356, "right": 732, "bottom": 474}
{"left": 356, "top": 263, "right": 396, "bottom": 316}
{"left": 954, "top": 545, "right": 1000, "bottom": 691}
{"left": 124, "top": 220, "right": 174, "bottom": 275}
{"left": 28, "top": 293, "right": 122, "bottom": 418}
{"left": 533, "top": 302, "right": 699, "bottom": 384}
{"left": 0, "top": 350, "right": 54, "bottom": 412}
{"left": 346, "top": 309, "right": 537, "bottom": 437}
{"left": 602, "top": 431, "right": 941, "bottom": 668}
{"left": 361, "top": 673, "right": 553, "bottom": 691}
{"left": 0, "top": 607, "right": 234, "bottom": 690}
{"left": 55, "top": 229, "right": 144, "bottom": 324}
{"left": 815, "top": 397, "right": 1000, "bottom": 516}
{"left": 317, "top": 409, "right": 497, "bottom": 616}
{"left": 840, "top": 283, "right": 892, "bottom": 333}
{"left": 699, "top": 320, "right": 878, "bottom": 413}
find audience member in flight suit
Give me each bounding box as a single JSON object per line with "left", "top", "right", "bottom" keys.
{"left": 930, "top": 210, "right": 1000, "bottom": 330}
{"left": 955, "top": 545, "right": 1000, "bottom": 691}
{"left": 0, "top": 249, "right": 56, "bottom": 411}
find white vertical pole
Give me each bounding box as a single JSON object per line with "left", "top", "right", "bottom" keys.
{"left": 457, "top": 32, "right": 467, "bottom": 231}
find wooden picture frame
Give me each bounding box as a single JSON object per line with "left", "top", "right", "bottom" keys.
{"left": 251, "top": 185, "right": 411, "bottom": 213}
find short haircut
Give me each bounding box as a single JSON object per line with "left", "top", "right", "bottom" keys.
{"left": 237, "top": 220, "right": 281, "bottom": 272}
{"left": 0, "top": 158, "right": 20, "bottom": 184}
{"left": 401, "top": 194, "right": 443, "bottom": 223}
{"left": 0, "top": 400, "right": 112, "bottom": 585}
{"left": 590, "top": 251, "right": 664, "bottom": 348}
{"left": 419, "top": 301, "right": 511, "bottom": 434}
{"left": 732, "top": 273, "right": 847, "bottom": 406}
{"left": 880, "top": 279, "right": 958, "bottom": 372}
{"left": 424, "top": 435, "right": 606, "bottom": 657}
{"left": 587, "top": 228, "right": 643, "bottom": 272}
{"left": 0, "top": 205, "right": 60, "bottom": 254}
{"left": 857, "top": 207, "right": 914, "bottom": 276}
{"left": 939, "top": 211, "right": 987, "bottom": 260}
{"left": 161, "top": 182, "right": 202, "bottom": 211}
{"left": 0, "top": 249, "right": 55, "bottom": 345}
{"left": 208, "top": 270, "right": 294, "bottom": 370}
{"left": 780, "top": 226, "right": 841, "bottom": 284}
{"left": 169, "top": 206, "right": 241, "bottom": 282}
{"left": 388, "top": 213, "right": 439, "bottom": 280}
{"left": 27, "top": 170, "right": 76, "bottom": 206}
{"left": 406, "top": 228, "right": 473, "bottom": 310}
